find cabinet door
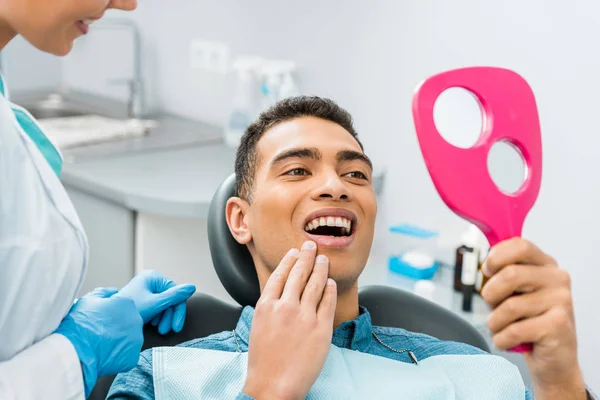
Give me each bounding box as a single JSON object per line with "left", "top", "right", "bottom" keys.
{"left": 135, "top": 212, "right": 237, "bottom": 305}
{"left": 64, "top": 185, "right": 135, "bottom": 295}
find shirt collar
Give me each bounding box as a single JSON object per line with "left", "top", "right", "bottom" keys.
{"left": 234, "top": 305, "right": 374, "bottom": 352}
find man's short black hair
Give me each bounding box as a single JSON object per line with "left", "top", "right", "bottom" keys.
{"left": 234, "top": 95, "right": 363, "bottom": 201}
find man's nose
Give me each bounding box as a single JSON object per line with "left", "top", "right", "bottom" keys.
{"left": 312, "top": 173, "right": 352, "bottom": 201}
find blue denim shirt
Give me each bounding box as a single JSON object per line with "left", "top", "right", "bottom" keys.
{"left": 108, "top": 306, "right": 535, "bottom": 399}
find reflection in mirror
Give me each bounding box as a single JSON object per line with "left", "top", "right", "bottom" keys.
{"left": 487, "top": 140, "right": 527, "bottom": 194}
{"left": 433, "top": 87, "right": 483, "bottom": 148}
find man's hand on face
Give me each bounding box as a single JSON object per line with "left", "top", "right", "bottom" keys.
{"left": 243, "top": 241, "right": 337, "bottom": 400}
{"left": 481, "top": 238, "right": 587, "bottom": 400}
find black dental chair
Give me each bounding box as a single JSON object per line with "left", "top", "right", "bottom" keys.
{"left": 90, "top": 174, "right": 489, "bottom": 400}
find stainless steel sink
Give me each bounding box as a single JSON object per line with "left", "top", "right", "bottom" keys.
{"left": 14, "top": 92, "right": 158, "bottom": 151}
{"left": 20, "top": 93, "right": 99, "bottom": 120}
{"left": 10, "top": 89, "right": 224, "bottom": 162}
{"left": 27, "top": 107, "right": 91, "bottom": 119}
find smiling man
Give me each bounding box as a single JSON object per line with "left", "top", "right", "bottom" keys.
{"left": 228, "top": 105, "right": 378, "bottom": 330}
{"left": 108, "top": 96, "right": 594, "bottom": 400}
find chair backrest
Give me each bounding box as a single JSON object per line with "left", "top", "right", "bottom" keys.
{"left": 207, "top": 173, "right": 261, "bottom": 306}
{"left": 359, "top": 285, "right": 489, "bottom": 348}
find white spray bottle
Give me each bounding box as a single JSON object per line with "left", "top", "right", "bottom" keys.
{"left": 258, "top": 61, "right": 285, "bottom": 112}
{"left": 278, "top": 61, "right": 299, "bottom": 100}
{"left": 224, "top": 56, "right": 264, "bottom": 148}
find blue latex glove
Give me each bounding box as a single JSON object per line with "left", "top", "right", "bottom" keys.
{"left": 55, "top": 287, "right": 144, "bottom": 397}
{"left": 119, "top": 270, "right": 196, "bottom": 334}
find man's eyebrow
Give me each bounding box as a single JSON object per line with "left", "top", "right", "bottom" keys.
{"left": 270, "top": 147, "right": 322, "bottom": 166}
{"left": 337, "top": 150, "right": 373, "bottom": 170}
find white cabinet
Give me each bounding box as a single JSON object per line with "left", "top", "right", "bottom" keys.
{"left": 63, "top": 185, "right": 233, "bottom": 303}
{"left": 135, "top": 212, "right": 236, "bottom": 305}
{"left": 65, "top": 185, "right": 135, "bottom": 295}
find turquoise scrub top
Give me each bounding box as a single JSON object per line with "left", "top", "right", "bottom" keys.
{"left": 0, "top": 73, "right": 63, "bottom": 177}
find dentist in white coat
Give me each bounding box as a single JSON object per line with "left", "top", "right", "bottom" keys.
{"left": 0, "top": 1, "right": 197, "bottom": 399}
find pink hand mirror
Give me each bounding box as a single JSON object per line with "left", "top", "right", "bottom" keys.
{"left": 412, "top": 67, "right": 542, "bottom": 353}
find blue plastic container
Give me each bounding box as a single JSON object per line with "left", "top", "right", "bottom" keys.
{"left": 388, "top": 255, "right": 438, "bottom": 279}
{"left": 387, "top": 223, "right": 439, "bottom": 280}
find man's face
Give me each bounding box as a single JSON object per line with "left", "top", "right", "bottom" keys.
{"left": 228, "top": 116, "right": 377, "bottom": 292}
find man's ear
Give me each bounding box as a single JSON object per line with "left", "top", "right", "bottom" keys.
{"left": 225, "top": 197, "right": 252, "bottom": 245}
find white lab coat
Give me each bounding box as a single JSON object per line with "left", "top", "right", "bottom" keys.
{"left": 0, "top": 75, "right": 88, "bottom": 399}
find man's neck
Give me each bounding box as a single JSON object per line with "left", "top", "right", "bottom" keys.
{"left": 333, "top": 284, "right": 360, "bottom": 329}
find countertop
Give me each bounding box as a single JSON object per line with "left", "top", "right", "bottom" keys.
{"left": 60, "top": 114, "right": 223, "bottom": 163}
{"left": 62, "top": 142, "right": 237, "bottom": 219}
{"left": 12, "top": 88, "right": 235, "bottom": 218}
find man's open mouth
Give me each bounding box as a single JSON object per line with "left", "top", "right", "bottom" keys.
{"left": 304, "top": 216, "right": 353, "bottom": 237}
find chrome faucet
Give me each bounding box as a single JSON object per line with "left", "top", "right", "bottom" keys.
{"left": 95, "top": 18, "right": 144, "bottom": 119}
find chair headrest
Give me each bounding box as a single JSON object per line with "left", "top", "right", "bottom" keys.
{"left": 207, "top": 173, "right": 261, "bottom": 306}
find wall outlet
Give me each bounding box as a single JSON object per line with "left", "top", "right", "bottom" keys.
{"left": 189, "top": 39, "right": 230, "bottom": 73}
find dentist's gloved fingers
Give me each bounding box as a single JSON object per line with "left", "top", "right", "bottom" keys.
{"left": 157, "top": 303, "right": 188, "bottom": 333}
{"left": 142, "top": 277, "right": 175, "bottom": 324}
{"left": 261, "top": 248, "right": 299, "bottom": 301}
{"left": 172, "top": 301, "right": 187, "bottom": 333}
{"left": 87, "top": 287, "right": 119, "bottom": 298}
{"left": 301, "top": 255, "right": 329, "bottom": 309}
{"left": 151, "top": 313, "right": 162, "bottom": 327}
{"left": 155, "top": 277, "right": 176, "bottom": 295}
{"left": 153, "top": 284, "right": 196, "bottom": 314}
{"left": 158, "top": 307, "right": 173, "bottom": 333}
{"left": 158, "top": 307, "right": 174, "bottom": 335}
{"left": 119, "top": 270, "right": 196, "bottom": 323}
{"left": 283, "top": 241, "right": 317, "bottom": 301}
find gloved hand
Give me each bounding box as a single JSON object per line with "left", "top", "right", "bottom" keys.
{"left": 118, "top": 270, "right": 196, "bottom": 334}
{"left": 55, "top": 287, "right": 144, "bottom": 398}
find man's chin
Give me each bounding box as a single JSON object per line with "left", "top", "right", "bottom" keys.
{"left": 327, "top": 272, "right": 361, "bottom": 294}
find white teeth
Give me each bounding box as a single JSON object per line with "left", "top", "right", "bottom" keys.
{"left": 304, "top": 216, "right": 353, "bottom": 233}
